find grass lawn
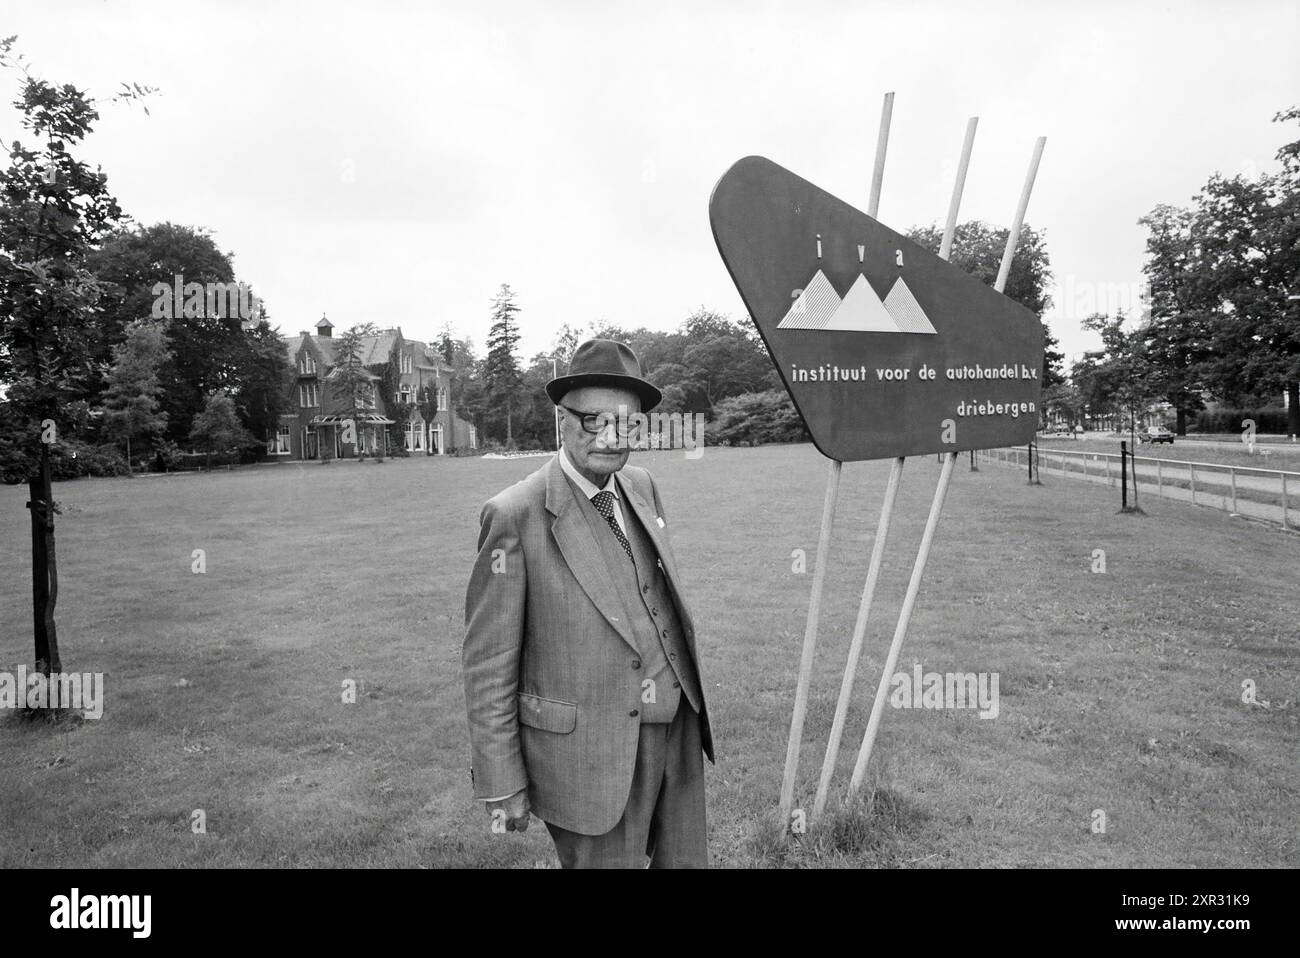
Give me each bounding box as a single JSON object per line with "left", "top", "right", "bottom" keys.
{"left": 1, "top": 445, "right": 1296, "bottom": 868}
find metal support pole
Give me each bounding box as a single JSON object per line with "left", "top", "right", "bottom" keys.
{"left": 1121, "top": 441, "right": 1128, "bottom": 510}
{"left": 849, "top": 453, "right": 957, "bottom": 793}
{"left": 779, "top": 459, "right": 841, "bottom": 820}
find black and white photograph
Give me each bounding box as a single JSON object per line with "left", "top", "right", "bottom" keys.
{"left": 0, "top": 0, "right": 1295, "bottom": 931}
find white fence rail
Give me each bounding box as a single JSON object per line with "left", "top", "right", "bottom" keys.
{"left": 977, "top": 445, "right": 1298, "bottom": 530}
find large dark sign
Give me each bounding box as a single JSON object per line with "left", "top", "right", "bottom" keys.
{"left": 710, "top": 156, "right": 1043, "bottom": 462}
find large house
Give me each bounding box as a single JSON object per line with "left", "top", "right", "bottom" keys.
{"left": 272, "top": 317, "right": 477, "bottom": 460}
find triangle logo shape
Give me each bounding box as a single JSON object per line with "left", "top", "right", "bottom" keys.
{"left": 776, "top": 269, "right": 840, "bottom": 329}
{"left": 883, "top": 276, "right": 938, "bottom": 334}
{"left": 826, "top": 274, "right": 901, "bottom": 331}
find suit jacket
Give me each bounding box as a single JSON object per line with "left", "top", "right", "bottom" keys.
{"left": 462, "top": 454, "right": 714, "bottom": 835}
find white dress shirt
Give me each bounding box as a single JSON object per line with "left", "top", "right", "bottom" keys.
{"left": 481, "top": 447, "right": 627, "bottom": 804}
{"left": 557, "top": 445, "right": 627, "bottom": 535}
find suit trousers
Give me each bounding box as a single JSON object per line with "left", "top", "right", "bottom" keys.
{"left": 544, "top": 701, "right": 707, "bottom": 868}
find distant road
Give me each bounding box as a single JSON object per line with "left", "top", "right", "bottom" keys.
{"left": 1042, "top": 433, "right": 1299, "bottom": 451}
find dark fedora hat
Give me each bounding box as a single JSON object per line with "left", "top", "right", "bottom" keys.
{"left": 546, "top": 339, "right": 662, "bottom": 412}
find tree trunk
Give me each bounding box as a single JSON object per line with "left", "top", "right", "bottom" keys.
{"left": 1175, "top": 407, "right": 1187, "bottom": 436}
{"left": 41, "top": 444, "right": 61, "bottom": 674}
{"left": 28, "top": 444, "right": 61, "bottom": 676}
{"left": 126, "top": 434, "right": 133, "bottom": 475}
{"left": 1288, "top": 382, "right": 1299, "bottom": 438}
{"left": 28, "top": 474, "right": 50, "bottom": 674}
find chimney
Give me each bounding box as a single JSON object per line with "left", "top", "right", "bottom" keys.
{"left": 316, "top": 314, "right": 334, "bottom": 338}
{"left": 299, "top": 331, "right": 311, "bottom": 337}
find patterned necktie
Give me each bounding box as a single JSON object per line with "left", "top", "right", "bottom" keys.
{"left": 591, "top": 490, "right": 633, "bottom": 561}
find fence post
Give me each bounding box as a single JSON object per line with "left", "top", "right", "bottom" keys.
{"left": 1283, "top": 473, "right": 1290, "bottom": 530}
{"left": 1190, "top": 464, "right": 1196, "bottom": 504}
{"left": 1104, "top": 456, "right": 1110, "bottom": 484}
{"left": 1156, "top": 458, "right": 1162, "bottom": 494}
{"left": 1230, "top": 467, "right": 1237, "bottom": 513}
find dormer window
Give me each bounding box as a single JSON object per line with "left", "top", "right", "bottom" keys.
{"left": 298, "top": 354, "right": 316, "bottom": 375}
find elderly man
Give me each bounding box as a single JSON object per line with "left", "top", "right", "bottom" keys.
{"left": 462, "top": 339, "right": 713, "bottom": 868}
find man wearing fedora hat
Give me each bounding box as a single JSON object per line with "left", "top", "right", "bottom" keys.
{"left": 462, "top": 338, "right": 713, "bottom": 868}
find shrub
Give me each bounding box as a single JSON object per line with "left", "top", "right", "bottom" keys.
{"left": 151, "top": 440, "right": 186, "bottom": 472}
{"left": 709, "top": 389, "right": 810, "bottom": 447}
{"left": 1189, "top": 407, "right": 1289, "bottom": 435}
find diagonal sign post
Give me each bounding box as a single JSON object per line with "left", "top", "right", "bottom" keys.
{"left": 849, "top": 133, "right": 1047, "bottom": 794}
{"left": 813, "top": 114, "right": 980, "bottom": 819}
{"left": 775, "top": 92, "right": 894, "bottom": 822}
{"left": 709, "top": 102, "right": 1045, "bottom": 828}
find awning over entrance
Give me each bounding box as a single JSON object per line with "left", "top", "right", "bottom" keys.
{"left": 309, "top": 413, "right": 396, "bottom": 426}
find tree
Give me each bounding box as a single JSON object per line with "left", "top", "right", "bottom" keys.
{"left": 1193, "top": 110, "right": 1300, "bottom": 431}
{"left": 89, "top": 222, "right": 277, "bottom": 444}
{"left": 0, "top": 37, "right": 151, "bottom": 679}
{"left": 328, "top": 322, "right": 380, "bottom": 459}
{"left": 1078, "top": 312, "right": 1161, "bottom": 439}
{"left": 1137, "top": 108, "right": 1300, "bottom": 435}
{"left": 100, "top": 318, "right": 169, "bottom": 470}
{"left": 552, "top": 322, "right": 588, "bottom": 366}
{"left": 235, "top": 321, "right": 294, "bottom": 450}
{"left": 1136, "top": 203, "right": 1212, "bottom": 435}
{"left": 188, "top": 389, "right": 254, "bottom": 470}
{"left": 483, "top": 283, "right": 524, "bottom": 445}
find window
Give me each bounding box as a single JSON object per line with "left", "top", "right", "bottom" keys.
{"left": 400, "top": 385, "right": 411, "bottom": 405}
{"left": 437, "top": 386, "right": 448, "bottom": 411}
{"left": 299, "top": 383, "right": 318, "bottom": 407}
{"left": 273, "top": 422, "right": 292, "bottom": 455}
{"left": 298, "top": 354, "right": 316, "bottom": 375}
{"left": 401, "top": 353, "right": 413, "bottom": 374}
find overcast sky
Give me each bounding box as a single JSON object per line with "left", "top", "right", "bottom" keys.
{"left": 7, "top": 0, "right": 1298, "bottom": 366}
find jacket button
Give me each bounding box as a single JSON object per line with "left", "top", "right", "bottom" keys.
{"left": 669, "top": 652, "right": 677, "bottom": 660}
{"left": 642, "top": 585, "right": 649, "bottom": 593}
{"left": 652, "top": 608, "right": 659, "bottom": 616}
{"left": 629, "top": 709, "right": 639, "bottom": 717}
{"left": 673, "top": 681, "right": 681, "bottom": 689}
{"left": 631, "top": 659, "right": 641, "bottom": 670}
{"left": 662, "top": 630, "right": 669, "bottom": 638}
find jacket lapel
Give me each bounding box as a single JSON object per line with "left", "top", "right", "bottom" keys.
{"left": 545, "top": 456, "right": 641, "bottom": 654}
{"left": 616, "top": 472, "right": 697, "bottom": 640}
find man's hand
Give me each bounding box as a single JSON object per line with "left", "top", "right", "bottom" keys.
{"left": 487, "top": 789, "right": 531, "bottom": 832}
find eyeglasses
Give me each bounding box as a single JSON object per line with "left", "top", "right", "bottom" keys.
{"left": 560, "top": 405, "right": 639, "bottom": 438}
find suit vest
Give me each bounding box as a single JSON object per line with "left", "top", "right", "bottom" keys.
{"left": 570, "top": 477, "right": 704, "bottom": 723}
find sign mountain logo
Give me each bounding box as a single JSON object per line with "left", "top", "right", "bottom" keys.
{"left": 779, "top": 271, "right": 937, "bottom": 334}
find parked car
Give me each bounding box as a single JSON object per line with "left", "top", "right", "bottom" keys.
{"left": 1139, "top": 426, "right": 1175, "bottom": 444}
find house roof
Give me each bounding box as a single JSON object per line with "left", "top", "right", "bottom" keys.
{"left": 282, "top": 327, "right": 450, "bottom": 373}
{"left": 360, "top": 329, "right": 400, "bottom": 365}
{"left": 285, "top": 332, "right": 336, "bottom": 367}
